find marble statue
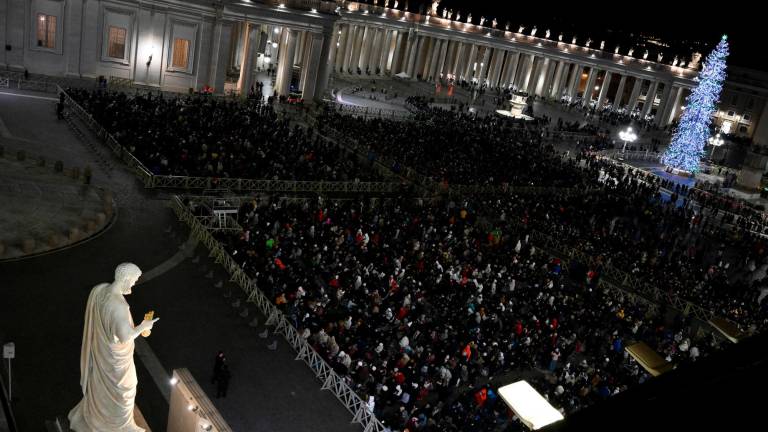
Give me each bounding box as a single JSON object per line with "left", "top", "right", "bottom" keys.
{"left": 586, "top": 38, "right": 592, "bottom": 47}
{"left": 672, "top": 56, "right": 679, "bottom": 67}
{"left": 505, "top": 23, "right": 510, "bottom": 31}
{"left": 492, "top": 19, "right": 497, "bottom": 28}
{"left": 657, "top": 53, "right": 664, "bottom": 62}
{"left": 643, "top": 50, "right": 649, "bottom": 59}
{"left": 615, "top": 45, "right": 620, "bottom": 54}
{"left": 393, "top": 1, "right": 398, "bottom": 9}
{"left": 571, "top": 36, "right": 577, "bottom": 44}
{"left": 558, "top": 33, "right": 563, "bottom": 42}
{"left": 479, "top": 16, "right": 485, "bottom": 26}
{"left": 466, "top": 13, "right": 472, "bottom": 23}
{"left": 456, "top": 12, "right": 461, "bottom": 21}
{"left": 68, "top": 263, "right": 159, "bottom": 432}
{"left": 429, "top": 0, "right": 439, "bottom": 16}
{"left": 518, "top": 25, "right": 525, "bottom": 33}
{"left": 628, "top": 48, "right": 634, "bottom": 56}
{"left": 545, "top": 29, "right": 550, "bottom": 38}
{"left": 531, "top": 27, "right": 537, "bottom": 36}
{"left": 442, "top": 8, "right": 447, "bottom": 18}
{"left": 600, "top": 40, "right": 605, "bottom": 50}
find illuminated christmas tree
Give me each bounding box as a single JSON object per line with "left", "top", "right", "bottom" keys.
{"left": 661, "top": 36, "right": 729, "bottom": 173}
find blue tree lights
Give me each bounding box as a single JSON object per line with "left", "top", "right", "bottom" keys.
{"left": 662, "top": 35, "right": 729, "bottom": 173}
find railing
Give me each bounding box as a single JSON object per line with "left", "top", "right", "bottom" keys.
{"left": 606, "top": 150, "right": 662, "bottom": 162}
{"left": 328, "top": 102, "right": 413, "bottom": 120}
{"left": 171, "top": 195, "right": 386, "bottom": 432}
{"left": 59, "top": 86, "right": 155, "bottom": 187}
{"left": 0, "top": 77, "right": 8, "bottom": 89}
{"left": 151, "top": 175, "right": 402, "bottom": 194}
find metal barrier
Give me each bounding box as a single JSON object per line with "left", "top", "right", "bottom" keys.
{"left": 58, "top": 86, "right": 155, "bottom": 186}
{"left": 328, "top": 102, "right": 413, "bottom": 120}
{"left": 171, "top": 196, "right": 386, "bottom": 432}
{"left": 0, "top": 77, "right": 8, "bottom": 89}
{"left": 151, "top": 175, "right": 402, "bottom": 194}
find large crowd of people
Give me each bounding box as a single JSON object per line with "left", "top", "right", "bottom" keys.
{"left": 67, "top": 89, "right": 379, "bottom": 182}
{"left": 207, "top": 192, "right": 717, "bottom": 431}
{"left": 317, "top": 105, "right": 585, "bottom": 187}
{"left": 67, "top": 85, "right": 768, "bottom": 430}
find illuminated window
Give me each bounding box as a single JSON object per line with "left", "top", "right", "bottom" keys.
{"left": 727, "top": 110, "right": 735, "bottom": 117}
{"left": 107, "top": 26, "right": 127, "bottom": 59}
{"left": 36, "top": 14, "right": 56, "bottom": 49}
{"left": 172, "top": 38, "right": 190, "bottom": 69}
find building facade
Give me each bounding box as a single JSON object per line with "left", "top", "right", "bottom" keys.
{"left": 2, "top": 0, "right": 767, "bottom": 144}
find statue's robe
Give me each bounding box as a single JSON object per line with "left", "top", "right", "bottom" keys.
{"left": 68, "top": 283, "right": 143, "bottom": 432}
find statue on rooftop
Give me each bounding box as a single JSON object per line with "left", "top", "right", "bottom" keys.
{"left": 68, "top": 263, "right": 159, "bottom": 432}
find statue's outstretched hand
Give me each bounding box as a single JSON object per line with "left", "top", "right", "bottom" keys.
{"left": 138, "top": 318, "right": 159, "bottom": 333}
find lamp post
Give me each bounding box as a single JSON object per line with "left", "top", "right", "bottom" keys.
{"left": 619, "top": 127, "right": 638, "bottom": 153}
{"left": 708, "top": 133, "right": 724, "bottom": 161}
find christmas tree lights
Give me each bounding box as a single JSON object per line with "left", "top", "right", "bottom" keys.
{"left": 661, "top": 35, "right": 729, "bottom": 173}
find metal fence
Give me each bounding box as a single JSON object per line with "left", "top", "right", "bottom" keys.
{"left": 328, "top": 102, "right": 413, "bottom": 120}
{"left": 171, "top": 195, "right": 386, "bottom": 432}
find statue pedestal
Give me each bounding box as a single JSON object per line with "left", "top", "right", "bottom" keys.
{"left": 46, "top": 406, "right": 151, "bottom": 432}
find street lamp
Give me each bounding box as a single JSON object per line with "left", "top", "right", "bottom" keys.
{"left": 619, "top": 127, "right": 638, "bottom": 153}
{"left": 708, "top": 133, "right": 724, "bottom": 161}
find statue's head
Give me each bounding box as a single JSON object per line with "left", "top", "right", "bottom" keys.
{"left": 114, "top": 262, "right": 142, "bottom": 295}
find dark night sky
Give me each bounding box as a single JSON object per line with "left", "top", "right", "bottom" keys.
{"left": 382, "top": 0, "right": 764, "bottom": 72}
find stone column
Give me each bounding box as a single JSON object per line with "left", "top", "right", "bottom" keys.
{"left": 206, "top": 5, "right": 225, "bottom": 90}
{"left": 301, "top": 32, "right": 323, "bottom": 99}
{"left": 518, "top": 54, "right": 534, "bottom": 90}
{"left": 501, "top": 52, "right": 520, "bottom": 88}
{"left": 275, "top": 28, "right": 297, "bottom": 97}
{"left": 378, "top": 29, "right": 394, "bottom": 74}
{"left": 435, "top": 38, "right": 449, "bottom": 80}
{"left": 342, "top": 25, "right": 357, "bottom": 73}
{"left": 612, "top": 74, "right": 627, "bottom": 107}
{"left": 581, "top": 67, "right": 598, "bottom": 106}
{"left": 334, "top": 25, "right": 348, "bottom": 72}
{"left": 477, "top": 46, "right": 492, "bottom": 84}
{"left": 639, "top": 80, "right": 659, "bottom": 119}
{"left": 663, "top": 86, "right": 685, "bottom": 125}
{"left": 535, "top": 58, "right": 552, "bottom": 97}
{"left": 538, "top": 58, "right": 556, "bottom": 97}
{"left": 391, "top": 31, "right": 406, "bottom": 73}
{"left": 406, "top": 35, "right": 421, "bottom": 78}
{"left": 240, "top": 23, "right": 261, "bottom": 94}
{"left": 488, "top": 49, "right": 505, "bottom": 88}
{"left": 567, "top": 64, "right": 584, "bottom": 99}
{"left": 360, "top": 27, "right": 376, "bottom": 72}
{"left": 450, "top": 42, "right": 465, "bottom": 77}
{"left": 427, "top": 39, "right": 442, "bottom": 81}
{"left": 463, "top": 44, "right": 478, "bottom": 81}
{"left": 350, "top": 25, "right": 366, "bottom": 72}
{"left": 596, "top": 71, "right": 613, "bottom": 108}
{"left": 627, "top": 77, "right": 644, "bottom": 111}
{"left": 654, "top": 83, "right": 674, "bottom": 126}
{"left": 314, "top": 31, "right": 335, "bottom": 100}
{"left": 523, "top": 55, "right": 538, "bottom": 94}
{"left": 549, "top": 61, "right": 565, "bottom": 98}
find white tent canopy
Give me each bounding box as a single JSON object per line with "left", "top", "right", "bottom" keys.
{"left": 394, "top": 72, "right": 410, "bottom": 79}
{"left": 498, "top": 381, "right": 564, "bottom": 430}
